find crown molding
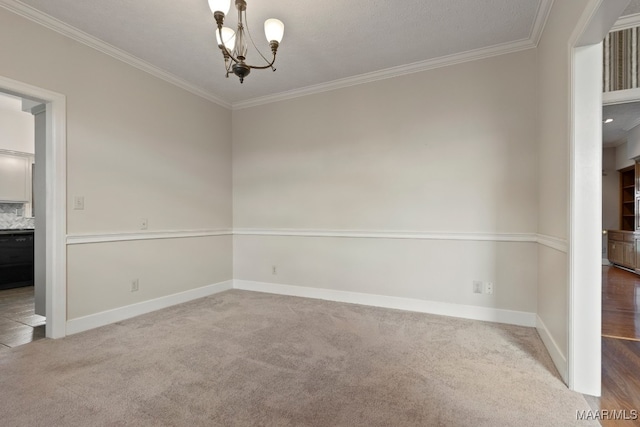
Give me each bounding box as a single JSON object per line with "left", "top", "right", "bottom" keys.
{"left": 233, "top": 0, "right": 554, "bottom": 110}
{"left": 232, "top": 39, "right": 536, "bottom": 110}
{"left": 530, "top": 0, "right": 555, "bottom": 46}
{"left": 1, "top": 0, "right": 555, "bottom": 112}
{"left": 0, "top": 0, "right": 232, "bottom": 109}
{"left": 611, "top": 12, "right": 640, "bottom": 32}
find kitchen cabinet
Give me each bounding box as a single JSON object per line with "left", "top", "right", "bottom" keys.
{"left": 0, "top": 230, "right": 34, "bottom": 290}
{"left": 0, "top": 151, "right": 33, "bottom": 203}
{"left": 608, "top": 230, "right": 637, "bottom": 270}
{"left": 610, "top": 163, "right": 640, "bottom": 273}
{"left": 620, "top": 165, "right": 636, "bottom": 231}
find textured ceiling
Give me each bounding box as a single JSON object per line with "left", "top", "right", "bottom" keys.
{"left": 603, "top": 102, "right": 640, "bottom": 147}
{"left": 12, "top": 0, "right": 545, "bottom": 106}
{"left": 623, "top": 0, "right": 640, "bottom": 16}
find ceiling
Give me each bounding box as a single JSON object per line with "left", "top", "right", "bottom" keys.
{"left": 603, "top": 102, "right": 640, "bottom": 148}
{"left": 2, "top": 0, "right": 551, "bottom": 107}
{"left": 624, "top": 0, "right": 640, "bottom": 16}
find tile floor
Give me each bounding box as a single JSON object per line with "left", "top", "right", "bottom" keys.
{"left": 0, "top": 286, "right": 45, "bottom": 350}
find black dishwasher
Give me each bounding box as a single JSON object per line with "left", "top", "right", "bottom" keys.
{"left": 0, "top": 230, "right": 34, "bottom": 290}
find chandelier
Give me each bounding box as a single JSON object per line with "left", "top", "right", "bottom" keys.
{"left": 208, "top": 0, "right": 285, "bottom": 84}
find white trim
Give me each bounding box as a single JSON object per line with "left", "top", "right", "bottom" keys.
{"left": 611, "top": 12, "right": 640, "bottom": 32}
{"left": 531, "top": 0, "right": 555, "bottom": 46}
{"left": 233, "top": 228, "right": 537, "bottom": 242}
{"left": 47, "top": 85, "right": 67, "bottom": 339}
{"left": 232, "top": 40, "right": 535, "bottom": 110}
{"left": 0, "top": 75, "right": 67, "bottom": 339}
{"left": 66, "top": 228, "right": 553, "bottom": 245}
{"left": 66, "top": 229, "right": 233, "bottom": 245}
{"left": 602, "top": 88, "right": 640, "bottom": 105}
{"left": 536, "top": 234, "right": 569, "bottom": 253}
{"left": 566, "top": 0, "right": 625, "bottom": 396}
{"left": 0, "top": 0, "right": 231, "bottom": 110}
{"left": 66, "top": 280, "right": 233, "bottom": 335}
{"left": 602, "top": 258, "right": 610, "bottom": 265}
{"left": 62, "top": 229, "right": 575, "bottom": 248}
{"left": 536, "top": 315, "right": 568, "bottom": 383}
{"left": 233, "top": 280, "right": 536, "bottom": 327}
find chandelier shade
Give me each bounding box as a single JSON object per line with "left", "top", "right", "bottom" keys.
{"left": 215, "top": 26, "right": 236, "bottom": 51}
{"left": 264, "top": 19, "right": 285, "bottom": 43}
{"left": 208, "top": 0, "right": 284, "bottom": 83}
{"left": 208, "top": 0, "right": 230, "bottom": 16}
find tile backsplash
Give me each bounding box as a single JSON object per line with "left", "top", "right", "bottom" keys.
{"left": 0, "top": 203, "right": 34, "bottom": 229}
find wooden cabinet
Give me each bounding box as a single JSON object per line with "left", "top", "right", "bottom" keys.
{"left": 620, "top": 166, "right": 636, "bottom": 231}
{"left": 0, "top": 152, "right": 32, "bottom": 203}
{"left": 610, "top": 163, "right": 640, "bottom": 271}
{"left": 608, "top": 230, "right": 638, "bottom": 270}
{"left": 608, "top": 239, "right": 624, "bottom": 265}
{"left": 625, "top": 241, "right": 635, "bottom": 266}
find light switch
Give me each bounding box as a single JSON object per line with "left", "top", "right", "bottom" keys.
{"left": 74, "top": 196, "right": 84, "bottom": 210}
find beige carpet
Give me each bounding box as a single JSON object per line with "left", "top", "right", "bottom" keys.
{"left": 0, "top": 290, "right": 596, "bottom": 426}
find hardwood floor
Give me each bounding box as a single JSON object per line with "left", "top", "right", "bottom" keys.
{"left": 602, "top": 266, "right": 640, "bottom": 341}
{"left": 0, "top": 286, "right": 45, "bottom": 350}
{"left": 584, "top": 266, "right": 640, "bottom": 426}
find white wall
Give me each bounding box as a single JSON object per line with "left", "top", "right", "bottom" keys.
{"left": 233, "top": 49, "right": 539, "bottom": 319}
{"left": 536, "top": 0, "right": 595, "bottom": 382}
{"left": 0, "top": 8, "right": 232, "bottom": 320}
{"left": 627, "top": 123, "right": 640, "bottom": 159}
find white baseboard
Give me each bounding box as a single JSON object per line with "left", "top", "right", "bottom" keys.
{"left": 233, "top": 280, "right": 536, "bottom": 327}
{"left": 66, "top": 280, "right": 233, "bottom": 335}
{"left": 602, "top": 258, "right": 610, "bottom": 265}
{"left": 536, "top": 315, "right": 568, "bottom": 383}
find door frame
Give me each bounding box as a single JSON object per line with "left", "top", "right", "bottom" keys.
{"left": 0, "top": 75, "right": 66, "bottom": 339}
{"left": 568, "top": 0, "right": 630, "bottom": 395}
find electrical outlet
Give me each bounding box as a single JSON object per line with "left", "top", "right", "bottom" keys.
{"left": 473, "top": 280, "right": 483, "bottom": 294}
{"left": 131, "top": 279, "right": 139, "bottom": 292}
{"left": 73, "top": 196, "right": 85, "bottom": 210}
{"left": 139, "top": 218, "right": 148, "bottom": 230}
{"left": 272, "top": 265, "right": 277, "bottom": 275}
{"left": 485, "top": 282, "right": 494, "bottom": 295}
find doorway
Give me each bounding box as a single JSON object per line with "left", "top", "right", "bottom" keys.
{"left": 0, "top": 91, "right": 44, "bottom": 347}
{"left": 567, "top": 0, "right": 632, "bottom": 396}
{"left": 0, "top": 75, "right": 66, "bottom": 339}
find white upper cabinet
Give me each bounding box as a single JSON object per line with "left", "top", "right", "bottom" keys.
{"left": 0, "top": 152, "right": 32, "bottom": 203}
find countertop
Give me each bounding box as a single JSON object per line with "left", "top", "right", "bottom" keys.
{"left": 0, "top": 229, "right": 34, "bottom": 235}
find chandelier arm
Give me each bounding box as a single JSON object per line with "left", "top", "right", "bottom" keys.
{"left": 243, "top": 8, "right": 274, "bottom": 68}
{"left": 246, "top": 55, "right": 277, "bottom": 70}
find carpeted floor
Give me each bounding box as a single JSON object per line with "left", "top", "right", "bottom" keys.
{"left": 0, "top": 290, "right": 596, "bottom": 426}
